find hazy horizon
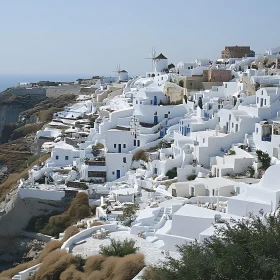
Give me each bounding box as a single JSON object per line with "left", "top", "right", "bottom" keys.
{"left": 0, "top": 0, "right": 279, "bottom": 76}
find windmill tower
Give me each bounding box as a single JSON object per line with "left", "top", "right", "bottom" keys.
{"left": 113, "top": 64, "right": 121, "bottom": 81}
{"left": 145, "top": 47, "right": 157, "bottom": 72}
{"left": 113, "top": 65, "right": 128, "bottom": 82}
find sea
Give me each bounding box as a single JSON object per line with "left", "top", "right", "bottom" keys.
{"left": 0, "top": 74, "right": 94, "bottom": 93}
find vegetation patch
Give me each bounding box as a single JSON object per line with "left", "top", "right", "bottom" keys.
{"left": 133, "top": 149, "right": 149, "bottom": 162}
{"left": 99, "top": 238, "right": 139, "bottom": 257}
{"left": 166, "top": 167, "right": 177, "bottom": 179}
{"left": 143, "top": 212, "right": 280, "bottom": 280}
{"left": 26, "top": 192, "right": 90, "bottom": 238}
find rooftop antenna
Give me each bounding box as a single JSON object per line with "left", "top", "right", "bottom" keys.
{"left": 145, "top": 47, "right": 156, "bottom": 71}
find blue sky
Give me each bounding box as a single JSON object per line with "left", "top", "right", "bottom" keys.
{"left": 0, "top": 0, "right": 279, "bottom": 77}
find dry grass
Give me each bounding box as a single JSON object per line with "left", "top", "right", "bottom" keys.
{"left": 32, "top": 250, "right": 77, "bottom": 280}
{"left": 35, "top": 192, "right": 90, "bottom": 237}
{"left": 11, "top": 123, "right": 45, "bottom": 140}
{"left": 84, "top": 255, "right": 106, "bottom": 273}
{"left": 112, "top": 253, "right": 145, "bottom": 280}
{"left": 0, "top": 153, "right": 50, "bottom": 201}
{"left": 61, "top": 226, "right": 80, "bottom": 243}
{"left": 132, "top": 149, "right": 149, "bottom": 162}
{"left": 89, "top": 221, "right": 103, "bottom": 228}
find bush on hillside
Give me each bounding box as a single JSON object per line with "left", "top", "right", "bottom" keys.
{"left": 99, "top": 238, "right": 139, "bottom": 257}
{"left": 29, "top": 252, "right": 144, "bottom": 280}
{"left": 142, "top": 211, "right": 280, "bottom": 280}
{"left": 27, "top": 192, "right": 90, "bottom": 238}
{"left": 256, "top": 149, "right": 271, "bottom": 170}
{"left": 166, "top": 167, "right": 177, "bottom": 179}
{"left": 187, "top": 174, "right": 197, "bottom": 181}
{"left": 11, "top": 123, "right": 44, "bottom": 140}
{"left": 133, "top": 149, "right": 149, "bottom": 162}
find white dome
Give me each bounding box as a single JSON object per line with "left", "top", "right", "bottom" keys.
{"left": 260, "top": 164, "right": 280, "bottom": 191}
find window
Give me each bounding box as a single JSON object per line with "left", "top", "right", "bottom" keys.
{"left": 164, "top": 114, "right": 168, "bottom": 118}
{"left": 150, "top": 100, "right": 152, "bottom": 104}
{"left": 212, "top": 189, "right": 215, "bottom": 196}
{"left": 123, "top": 157, "right": 126, "bottom": 163}
{"left": 256, "top": 128, "right": 258, "bottom": 133}
{"left": 264, "top": 99, "right": 266, "bottom": 105}
{"left": 229, "top": 114, "right": 231, "bottom": 120}
{"left": 225, "top": 84, "right": 227, "bottom": 88}
{"left": 136, "top": 100, "right": 138, "bottom": 104}
{"left": 123, "top": 144, "right": 126, "bottom": 148}
{"left": 203, "top": 138, "right": 205, "bottom": 143}
{"left": 56, "top": 155, "right": 59, "bottom": 160}
{"left": 65, "top": 156, "right": 69, "bottom": 160}
{"left": 112, "top": 171, "right": 115, "bottom": 175}
{"left": 114, "top": 144, "right": 116, "bottom": 148}
{"left": 191, "top": 66, "right": 193, "bottom": 69}
{"left": 137, "top": 140, "right": 140, "bottom": 147}
{"left": 188, "top": 67, "right": 190, "bottom": 70}
{"left": 257, "top": 97, "right": 259, "bottom": 103}
{"left": 261, "top": 90, "right": 263, "bottom": 95}
{"left": 134, "top": 140, "right": 136, "bottom": 146}
{"left": 232, "top": 123, "right": 234, "bottom": 128}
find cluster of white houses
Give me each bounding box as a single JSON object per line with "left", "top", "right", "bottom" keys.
{"left": 13, "top": 45, "right": 280, "bottom": 277}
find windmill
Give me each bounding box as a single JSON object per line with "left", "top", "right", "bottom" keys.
{"left": 113, "top": 64, "right": 121, "bottom": 81}
{"left": 145, "top": 47, "right": 157, "bottom": 71}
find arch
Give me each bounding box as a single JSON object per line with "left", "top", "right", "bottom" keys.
{"left": 179, "top": 80, "right": 184, "bottom": 88}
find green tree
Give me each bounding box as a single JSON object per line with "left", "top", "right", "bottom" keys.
{"left": 256, "top": 150, "right": 271, "bottom": 170}
{"left": 143, "top": 211, "right": 280, "bottom": 280}
{"left": 119, "top": 204, "right": 139, "bottom": 226}
{"left": 99, "top": 238, "right": 139, "bottom": 257}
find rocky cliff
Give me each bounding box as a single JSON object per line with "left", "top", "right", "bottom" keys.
{"left": 0, "top": 91, "right": 46, "bottom": 143}
{"left": 0, "top": 190, "right": 66, "bottom": 237}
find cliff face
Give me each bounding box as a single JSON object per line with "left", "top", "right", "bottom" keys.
{"left": 0, "top": 190, "right": 65, "bottom": 237}
{"left": 0, "top": 105, "right": 27, "bottom": 141}
{"left": 0, "top": 91, "right": 46, "bottom": 143}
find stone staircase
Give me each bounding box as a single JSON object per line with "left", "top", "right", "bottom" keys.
{"left": 247, "top": 134, "right": 257, "bottom": 153}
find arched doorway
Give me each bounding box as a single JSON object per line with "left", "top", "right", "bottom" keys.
{"left": 179, "top": 80, "right": 184, "bottom": 88}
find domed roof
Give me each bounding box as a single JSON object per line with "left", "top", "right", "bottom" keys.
{"left": 260, "top": 164, "right": 280, "bottom": 191}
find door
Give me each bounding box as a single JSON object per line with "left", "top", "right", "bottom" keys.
{"left": 154, "top": 167, "right": 158, "bottom": 174}
{"left": 226, "top": 122, "right": 229, "bottom": 133}
{"left": 153, "top": 96, "right": 157, "bottom": 105}
{"left": 116, "top": 170, "right": 121, "bottom": 179}
{"left": 260, "top": 98, "right": 263, "bottom": 107}
{"left": 118, "top": 144, "right": 121, "bottom": 153}
{"left": 154, "top": 115, "right": 158, "bottom": 124}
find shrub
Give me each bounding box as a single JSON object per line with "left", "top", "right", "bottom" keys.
{"left": 187, "top": 174, "right": 197, "bottom": 181}
{"left": 32, "top": 250, "right": 77, "bottom": 280}
{"left": 119, "top": 204, "right": 139, "bottom": 226}
{"left": 89, "top": 221, "right": 103, "bottom": 227}
{"left": 99, "top": 238, "right": 139, "bottom": 257}
{"left": 143, "top": 211, "right": 280, "bottom": 280}
{"left": 228, "top": 149, "right": 236, "bottom": 155}
{"left": 61, "top": 226, "right": 80, "bottom": 242}
{"left": 248, "top": 166, "right": 255, "bottom": 178}
{"left": 166, "top": 167, "right": 177, "bottom": 179}
{"left": 133, "top": 149, "right": 148, "bottom": 162}
{"left": 113, "top": 253, "right": 145, "bottom": 280}
{"left": 256, "top": 150, "right": 271, "bottom": 170}
{"left": 84, "top": 255, "right": 106, "bottom": 273}
{"left": 28, "top": 192, "right": 90, "bottom": 238}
